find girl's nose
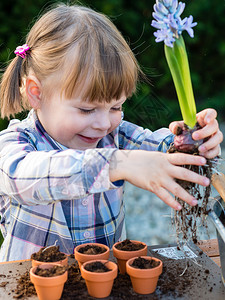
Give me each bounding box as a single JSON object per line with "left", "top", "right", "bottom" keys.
{"left": 92, "top": 113, "right": 111, "bottom": 131}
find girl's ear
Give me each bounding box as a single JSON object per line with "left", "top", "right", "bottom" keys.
{"left": 26, "top": 75, "right": 42, "bottom": 109}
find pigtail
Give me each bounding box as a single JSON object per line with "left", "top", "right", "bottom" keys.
{"left": 0, "top": 56, "right": 26, "bottom": 119}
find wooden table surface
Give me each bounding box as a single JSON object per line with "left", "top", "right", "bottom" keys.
{"left": 0, "top": 239, "right": 224, "bottom": 300}
{"left": 197, "top": 238, "right": 221, "bottom": 267}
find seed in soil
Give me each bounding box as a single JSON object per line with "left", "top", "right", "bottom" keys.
{"left": 115, "top": 239, "right": 145, "bottom": 251}
{"left": 84, "top": 261, "right": 111, "bottom": 273}
{"left": 131, "top": 257, "right": 160, "bottom": 269}
{"left": 78, "top": 245, "right": 107, "bottom": 255}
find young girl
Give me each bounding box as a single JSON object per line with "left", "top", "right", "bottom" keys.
{"left": 0, "top": 4, "right": 222, "bottom": 261}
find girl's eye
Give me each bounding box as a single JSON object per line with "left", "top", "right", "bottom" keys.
{"left": 79, "top": 108, "right": 95, "bottom": 114}
{"left": 112, "top": 107, "right": 122, "bottom": 111}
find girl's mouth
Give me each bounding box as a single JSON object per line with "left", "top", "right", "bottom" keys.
{"left": 77, "top": 134, "right": 103, "bottom": 144}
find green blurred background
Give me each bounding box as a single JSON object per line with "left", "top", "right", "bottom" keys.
{"left": 0, "top": 0, "right": 225, "bottom": 244}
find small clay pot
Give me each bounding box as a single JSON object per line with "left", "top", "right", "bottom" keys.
{"left": 81, "top": 259, "right": 118, "bottom": 298}
{"left": 74, "top": 243, "right": 110, "bottom": 268}
{"left": 126, "top": 256, "right": 163, "bottom": 294}
{"left": 112, "top": 240, "right": 147, "bottom": 274}
{"left": 30, "top": 263, "right": 68, "bottom": 300}
{"left": 32, "top": 255, "right": 68, "bottom": 267}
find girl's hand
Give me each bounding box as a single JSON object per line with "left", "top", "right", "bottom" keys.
{"left": 110, "top": 150, "right": 209, "bottom": 210}
{"left": 169, "top": 108, "right": 223, "bottom": 159}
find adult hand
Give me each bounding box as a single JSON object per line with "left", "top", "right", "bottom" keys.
{"left": 169, "top": 108, "right": 223, "bottom": 159}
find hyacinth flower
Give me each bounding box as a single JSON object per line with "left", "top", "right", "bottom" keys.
{"left": 151, "top": 1, "right": 216, "bottom": 247}
{"left": 152, "top": 0, "right": 201, "bottom": 153}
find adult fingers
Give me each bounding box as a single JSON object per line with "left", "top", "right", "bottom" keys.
{"left": 199, "top": 145, "right": 221, "bottom": 159}
{"left": 192, "top": 119, "right": 219, "bottom": 141}
{"left": 196, "top": 108, "right": 217, "bottom": 127}
{"left": 198, "top": 131, "right": 223, "bottom": 154}
{"left": 169, "top": 121, "right": 184, "bottom": 134}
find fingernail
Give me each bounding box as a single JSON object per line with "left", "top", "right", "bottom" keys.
{"left": 200, "top": 157, "right": 206, "bottom": 164}
{"left": 206, "top": 117, "right": 211, "bottom": 123}
{"left": 199, "top": 145, "right": 206, "bottom": 152}
{"left": 177, "top": 204, "right": 182, "bottom": 210}
{"left": 204, "top": 177, "right": 210, "bottom": 186}
{"left": 191, "top": 199, "right": 198, "bottom": 206}
{"left": 193, "top": 132, "right": 199, "bottom": 139}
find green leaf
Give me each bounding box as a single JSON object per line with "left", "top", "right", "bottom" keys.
{"left": 164, "top": 36, "right": 197, "bottom": 128}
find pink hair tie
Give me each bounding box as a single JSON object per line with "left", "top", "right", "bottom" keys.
{"left": 14, "top": 44, "right": 30, "bottom": 58}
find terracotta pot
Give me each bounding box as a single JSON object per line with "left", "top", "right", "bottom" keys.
{"left": 32, "top": 255, "right": 68, "bottom": 267}
{"left": 74, "top": 243, "right": 110, "bottom": 268}
{"left": 112, "top": 240, "right": 147, "bottom": 274}
{"left": 30, "top": 263, "right": 68, "bottom": 300}
{"left": 126, "top": 256, "right": 163, "bottom": 294}
{"left": 81, "top": 259, "right": 118, "bottom": 298}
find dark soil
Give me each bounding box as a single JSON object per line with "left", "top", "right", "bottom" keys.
{"left": 30, "top": 246, "right": 66, "bottom": 262}
{"left": 115, "top": 239, "right": 145, "bottom": 251}
{"left": 131, "top": 257, "right": 160, "bottom": 269}
{"left": 12, "top": 251, "right": 216, "bottom": 299}
{"left": 168, "top": 124, "right": 216, "bottom": 245}
{"left": 13, "top": 271, "right": 36, "bottom": 298}
{"left": 78, "top": 244, "right": 107, "bottom": 255}
{"left": 34, "top": 265, "right": 67, "bottom": 277}
{"left": 84, "top": 261, "right": 111, "bottom": 273}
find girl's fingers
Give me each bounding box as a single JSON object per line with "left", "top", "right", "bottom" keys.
{"left": 171, "top": 165, "right": 210, "bottom": 187}
{"left": 153, "top": 186, "right": 182, "bottom": 210}
{"left": 164, "top": 180, "right": 197, "bottom": 207}
{"left": 167, "top": 153, "right": 206, "bottom": 166}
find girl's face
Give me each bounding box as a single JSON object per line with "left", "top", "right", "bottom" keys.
{"left": 37, "top": 92, "right": 126, "bottom": 150}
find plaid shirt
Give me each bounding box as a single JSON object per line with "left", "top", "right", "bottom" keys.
{"left": 0, "top": 110, "right": 173, "bottom": 261}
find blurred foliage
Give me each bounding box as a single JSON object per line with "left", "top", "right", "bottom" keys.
{"left": 0, "top": 0, "right": 225, "bottom": 132}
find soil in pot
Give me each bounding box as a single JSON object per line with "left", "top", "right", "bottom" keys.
{"left": 34, "top": 265, "right": 67, "bottom": 277}
{"left": 113, "top": 239, "right": 147, "bottom": 274}
{"left": 74, "top": 243, "right": 110, "bottom": 268}
{"left": 84, "top": 261, "right": 111, "bottom": 273}
{"left": 77, "top": 245, "right": 107, "bottom": 255}
{"left": 31, "top": 246, "right": 66, "bottom": 263}
{"left": 131, "top": 257, "right": 160, "bottom": 269}
{"left": 114, "top": 239, "right": 145, "bottom": 251}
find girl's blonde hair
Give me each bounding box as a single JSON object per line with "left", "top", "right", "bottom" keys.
{"left": 0, "top": 4, "right": 141, "bottom": 119}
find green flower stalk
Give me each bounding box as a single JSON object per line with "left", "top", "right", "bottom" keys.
{"left": 152, "top": 0, "right": 197, "bottom": 129}
{"left": 164, "top": 36, "right": 196, "bottom": 128}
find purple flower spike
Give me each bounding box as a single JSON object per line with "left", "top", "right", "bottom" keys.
{"left": 183, "top": 16, "right": 197, "bottom": 38}
{"left": 151, "top": 0, "right": 197, "bottom": 47}
{"left": 154, "top": 29, "right": 175, "bottom": 48}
